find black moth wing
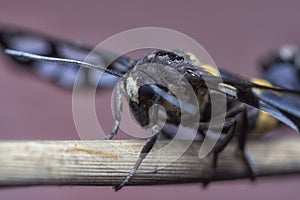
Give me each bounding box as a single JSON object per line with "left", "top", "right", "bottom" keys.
{"left": 0, "top": 26, "right": 135, "bottom": 88}
{"left": 192, "top": 71, "right": 300, "bottom": 132}
{"left": 249, "top": 85, "right": 300, "bottom": 131}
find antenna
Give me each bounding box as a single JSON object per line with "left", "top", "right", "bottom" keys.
{"left": 4, "top": 49, "right": 123, "bottom": 77}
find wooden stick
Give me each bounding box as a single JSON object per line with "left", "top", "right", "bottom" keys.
{"left": 0, "top": 137, "right": 300, "bottom": 187}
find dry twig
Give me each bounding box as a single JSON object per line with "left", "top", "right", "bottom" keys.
{"left": 0, "top": 136, "right": 300, "bottom": 187}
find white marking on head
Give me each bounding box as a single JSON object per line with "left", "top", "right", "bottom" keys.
{"left": 125, "top": 77, "right": 140, "bottom": 102}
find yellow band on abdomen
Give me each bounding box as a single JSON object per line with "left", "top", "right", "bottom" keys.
{"left": 250, "top": 78, "right": 279, "bottom": 135}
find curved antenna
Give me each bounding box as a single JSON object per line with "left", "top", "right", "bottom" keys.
{"left": 4, "top": 49, "right": 123, "bottom": 77}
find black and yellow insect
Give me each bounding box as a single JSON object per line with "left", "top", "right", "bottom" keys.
{"left": 1, "top": 26, "right": 300, "bottom": 191}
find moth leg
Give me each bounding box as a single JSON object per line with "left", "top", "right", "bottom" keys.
{"left": 114, "top": 127, "right": 159, "bottom": 191}
{"left": 225, "top": 105, "right": 257, "bottom": 180}
{"left": 202, "top": 118, "right": 236, "bottom": 187}
{"left": 114, "top": 104, "right": 160, "bottom": 191}
{"left": 197, "top": 118, "right": 236, "bottom": 136}
{"left": 203, "top": 105, "right": 257, "bottom": 186}
{"left": 235, "top": 105, "right": 257, "bottom": 180}
{"left": 105, "top": 82, "right": 122, "bottom": 140}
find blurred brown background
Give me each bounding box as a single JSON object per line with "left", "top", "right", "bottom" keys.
{"left": 0, "top": 0, "right": 300, "bottom": 199}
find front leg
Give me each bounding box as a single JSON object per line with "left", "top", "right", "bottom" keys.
{"left": 105, "top": 82, "right": 122, "bottom": 140}
{"left": 114, "top": 125, "right": 160, "bottom": 191}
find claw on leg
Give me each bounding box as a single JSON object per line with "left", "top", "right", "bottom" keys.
{"left": 236, "top": 148, "right": 257, "bottom": 180}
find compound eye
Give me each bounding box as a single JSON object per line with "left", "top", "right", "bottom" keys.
{"left": 139, "top": 84, "right": 156, "bottom": 100}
